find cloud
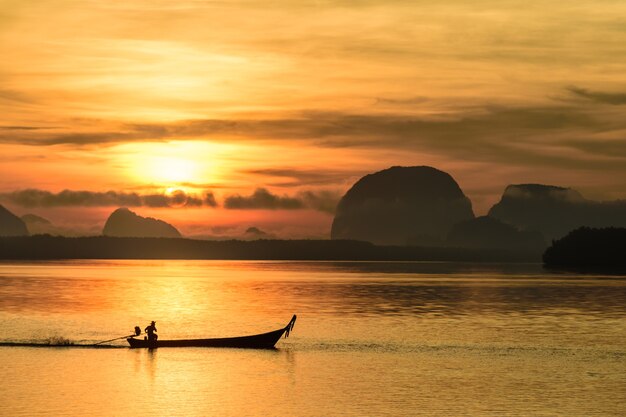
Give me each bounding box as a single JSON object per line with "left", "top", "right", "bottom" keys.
{"left": 567, "top": 86, "right": 626, "bottom": 105}
{"left": 0, "top": 88, "right": 37, "bottom": 104}
{"left": 224, "top": 188, "right": 304, "bottom": 210}
{"left": 224, "top": 187, "right": 341, "bottom": 213}
{"left": 1, "top": 187, "right": 338, "bottom": 212}
{"left": 2, "top": 104, "right": 624, "bottom": 171}
{"left": 0, "top": 126, "right": 45, "bottom": 130}
{"left": 245, "top": 168, "right": 362, "bottom": 187}
{"left": 203, "top": 192, "right": 218, "bottom": 207}
{"left": 297, "top": 190, "right": 342, "bottom": 214}
{"left": 0, "top": 189, "right": 216, "bottom": 208}
{"left": 374, "top": 96, "right": 430, "bottom": 106}
{"left": 0, "top": 105, "right": 603, "bottom": 145}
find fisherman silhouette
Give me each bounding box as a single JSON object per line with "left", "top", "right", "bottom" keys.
{"left": 144, "top": 321, "right": 158, "bottom": 342}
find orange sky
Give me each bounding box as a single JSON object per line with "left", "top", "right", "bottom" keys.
{"left": 1, "top": 0, "right": 625, "bottom": 238}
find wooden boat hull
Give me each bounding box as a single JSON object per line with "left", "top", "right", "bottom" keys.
{"left": 127, "top": 315, "right": 296, "bottom": 349}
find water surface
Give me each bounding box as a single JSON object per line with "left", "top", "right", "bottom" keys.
{"left": 1, "top": 261, "right": 625, "bottom": 416}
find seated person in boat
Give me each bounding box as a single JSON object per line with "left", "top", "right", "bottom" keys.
{"left": 144, "top": 321, "right": 158, "bottom": 341}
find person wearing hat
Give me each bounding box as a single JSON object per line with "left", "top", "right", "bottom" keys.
{"left": 144, "top": 321, "right": 158, "bottom": 342}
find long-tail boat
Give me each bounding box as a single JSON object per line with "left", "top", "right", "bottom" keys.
{"left": 127, "top": 315, "right": 296, "bottom": 349}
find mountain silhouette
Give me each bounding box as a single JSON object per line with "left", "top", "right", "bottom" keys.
{"left": 21, "top": 213, "right": 91, "bottom": 237}
{"left": 103, "top": 208, "right": 181, "bottom": 238}
{"left": 331, "top": 166, "right": 474, "bottom": 245}
{"left": 0, "top": 205, "right": 29, "bottom": 237}
{"left": 489, "top": 184, "right": 626, "bottom": 240}
{"left": 447, "top": 216, "right": 546, "bottom": 251}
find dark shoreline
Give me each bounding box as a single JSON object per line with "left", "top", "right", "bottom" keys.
{"left": 0, "top": 235, "right": 542, "bottom": 262}
{"left": 542, "top": 227, "right": 626, "bottom": 272}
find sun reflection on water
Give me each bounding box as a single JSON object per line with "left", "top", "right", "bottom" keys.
{"left": 0, "top": 261, "right": 625, "bottom": 417}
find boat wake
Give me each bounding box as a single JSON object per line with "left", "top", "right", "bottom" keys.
{"left": 0, "top": 340, "right": 126, "bottom": 349}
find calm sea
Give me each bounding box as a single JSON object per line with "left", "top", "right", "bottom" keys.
{"left": 0, "top": 260, "right": 624, "bottom": 417}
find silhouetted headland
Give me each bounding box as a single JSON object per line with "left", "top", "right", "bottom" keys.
{"left": 331, "top": 166, "right": 474, "bottom": 246}
{"left": 103, "top": 208, "right": 181, "bottom": 238}
{"left": 543, "top": 227, "right": 626, "bottom": 271}
{"left": 0, "top": 235, "right": 540, "bottom": 262}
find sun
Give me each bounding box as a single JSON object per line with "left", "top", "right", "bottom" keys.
{"left": 149, "top": 156, "right": 197, "bottom": 183}
{"left": 119, "top": 142, "right": 202, "bottom": 185}
{"left": 117, "top": 140, "right": 241, "bottom": 187}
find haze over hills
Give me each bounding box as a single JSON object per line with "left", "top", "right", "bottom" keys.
{"left": 103, "top": 208, "right": 182, "bottom": 238}
{"left": 20, "top": 214, "right": 69, "bottom": 236}
{"left": 21, "top": 213, "right": 52, "bottom": 228}
{"left": 0, "top": 205, "right": 29, "bottom": 237}
{"left": 446, "top": 216, "right": 546, "bottom": 251}
{"left": 489, "top": 184, "right": 626, "bottom": 240}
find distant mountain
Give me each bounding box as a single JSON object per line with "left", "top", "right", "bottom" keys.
{"left": 21, "top": 214, "right": 52, "bottom": 226}
{"left": 21, "top": 213, "right": 93, "bottom": 237}
{"left": 447, "top": 216, "right": 546, "bottom": 252}
{"left": 331, "top": 166, "right": 474, "bottom": 245}
{"left": 21, "top": 214, "right": 54, "bottom": 235}
{"left": 489, "top": 184, "right": 626, "bottom": 240}
{"left": 103, "top": 208, "right": 181, "bottom": 238}
{"left": 243, "top": 227, "right": 275, "bottom": 240}
{"left": 0, "top": 205, "right": 29, "bottom": 236}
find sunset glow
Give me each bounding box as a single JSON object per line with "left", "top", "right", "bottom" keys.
{"left": 1, "top": 3, "right": 625, "bottom": 416}
{"left": 1, "top": 0, "right": 625, "bottom": 238}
